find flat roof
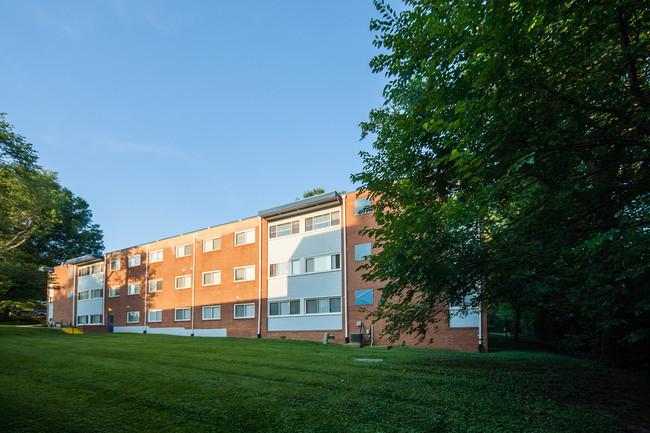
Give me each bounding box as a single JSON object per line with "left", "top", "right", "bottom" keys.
{"left": 258, "top": 191, "right": 341, "bottom": 220}
{"left": 63, "top": 254, "right": 104, "bottom": 266}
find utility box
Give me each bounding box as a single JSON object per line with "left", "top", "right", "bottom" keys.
{"left": 350, "top": 333, "right": 364, "bottom": 343}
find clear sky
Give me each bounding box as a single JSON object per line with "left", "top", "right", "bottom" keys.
{"left": 1, "top": 1, "right": 389, "bottom": 253}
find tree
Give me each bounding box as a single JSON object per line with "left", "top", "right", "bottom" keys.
{"left": 302, "top": 188, "right": 326, "bottom": 198}
{"left": 0, "top": 114, "right": 104, "bottom": 319}
{"left": 353, "top": 0, "right": 649, "bottom": 363}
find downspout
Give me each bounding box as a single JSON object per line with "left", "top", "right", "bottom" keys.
{"left": 477, "top": 223, "right": 484, "bottom": 353}
{"left": 342, "top": 193, "right": 349, "bottom": 343}
{"left": 72, "top": 265, "right": 77, "bottom": 327}
{"left": 191, "top": 234, "right": 197, "bottom": 336}
{"left": 103, "top": 255, "right": 107, "bottom": 327}
{"left": 144, "top": 245, "right": 149, "bottom": 334}
{"left": 257, "top": 216, "right": 262, "bottom": 339}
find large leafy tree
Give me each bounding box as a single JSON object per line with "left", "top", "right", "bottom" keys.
{"left": 353, "top": 0, "right": 649, "bottom": 363}
{"left": 0, "top": 114, "right": 103, "bottom": 317}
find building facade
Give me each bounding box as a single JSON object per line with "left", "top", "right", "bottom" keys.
{"left": 48, "top": 191, "right": 487, "bottom": 351}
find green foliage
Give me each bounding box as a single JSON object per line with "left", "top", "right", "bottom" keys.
{"left": 302, "top": 188, "right": 326, "bottom": 198}
{"left": 0, "top": 114, "right": 103, "bottom": 307}
{"left": 1, "top": 328, "right": 649, "bottom": 432}
{"left": 354, "top": 0, "right": 649, "bottom": 363}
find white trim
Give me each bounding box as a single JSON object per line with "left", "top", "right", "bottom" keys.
{"left": 202, "top": 270, "right": 221, "bottom": 286}
{"left": 126, "top": 311, "right": 140, "bottom": 323}
{"left": 234, "top": 265, "right": 255, "bottom": 282}
{"left": 234, "top": 303, "right": 255, "bottom": 319}
{"left": 234, "top": 229, "right": 255, "bottom": 246}
{"left": 268, "top": 299, "right": 301, "bottom": 317}
{"left": 108, "top": 286, "right": 120, "bottom": 297}
{"left": 175, "top": 243, "right": 192, "bottom": 258}
{"left": 127, "top": 282, "right": 140, "bottom": 295}
{"left": 109, "top": 259, "right": 121, "bottom": 271}
{"left": 148, "top": 309, "right": 162, "bottom": 322}
{"left": 203, "top": 236, "right": 221, "bottom": 253}
{"left": 128, "top": 255, "right": 141, "bottom": 267}
{"left": 175, "top": 275, "right": 191, "bottom": 289}
{"left": 174, "top": 307, "right": 191, "bottom": 322}
{"left": 305, "top": 296, "right": 342, "bottom": 315}
{"left": 149, "top": 249, "right": 163, "bottom": 263}
{"left": 148, "top": 279, "right": 163, "bottom": 292}
{"left": 202, "top": 305, "right": 221, "bottom": 320}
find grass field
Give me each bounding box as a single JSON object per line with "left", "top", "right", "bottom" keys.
{"left": 0, "top": 327, "right": 648, "bottom": 433}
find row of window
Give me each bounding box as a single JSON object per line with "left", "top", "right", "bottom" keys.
{"left": 77, "top": 289, "right": 103, "bottom": 301}
{"left": 108, "top": 230, "right": 256, "bottom": 271}
{"left": 269, "top": 254, "right": 340, "bottom": 277}
{"left": 78, "top": 264, "right": 102, "bottom": 277}
{"left": 77, "top": 314, "right": 102, "bottom": 325}
{"left": 268, "top": 297, "right": 342, "bottom": 316}
{"left": 108, "top": 266, "right": 255, "bottom": 297}
{"left": 126, "top": 303, "right": 255, "bottom": 323}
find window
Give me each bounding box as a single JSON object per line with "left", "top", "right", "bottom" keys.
{"left": 175, "top": 275, "right": 191, "bottom": 289}
{"left": 234, "top": 266, "right": 255, "bottom": 282}
{"left": 127, "top": 311, "right": 140, "bottom": 323}
{"left": 109, "top": 286, "right": 120, "bottom": 297}
{"left": 291, "top": 259, "right": 300, "bottom": 275}
{"left": 203, "top": 237, "right": 221, "bottom": 252}
{"left": 202, "top": 271, "right": 221, "bottom": 286}
{"left": 176, "top": 244, "right": 192, "bottom": 258}
{"left": 355, "top": 289, "right": 374, "bottom": 306}
{"left": 90, "top": 314, "right": 102, "bottom": 324}
{"left": 128, "top": 255, "right": 141, "bottom": 267}
{"left": 148, "top": 310, "right": 162, "bottom": 322}
{"left": 202, "top": 305, "right": 221, "bottom": 320}
{"left": 68, "top": 267, "right": 74, "bottom": 276}
{"left": 305, "top": 211, "right": 340, "bottom": 232}
{"left": 235, "top": 229, "right": 255, "bottom": 246}
{"left": 77, "top": 315, "right": 88, "bottom": 324}
{"left": 77, "top": 291, "right": 89, "bottom": 301}
{"left": 127, "top": 283, "right": 140, "bottom": 295}
{"left": 90, "top": 289, "right": 103, "bottom": 299}
{"left": 355, "top": 243, "right": 372, "bottom": 261}
{"left": 175, "top": 308, "right": 191, "bottom": 321}
{"left": 149, "top": 249, "right": 163, "bottom": 263}
{"left": 109, "top": 259, "right": 120, "bottom": 271}
{"left": 449, "top": 295, "right": 480, "bottom": 328}
{"left": 68, "top": 290, "right": 73, "bottom": 299}
{"left": 269, "top": 221, "right": 299, "bottom": 239}
{"left": 354, "top": 197, "right": 371, "bottom": 215}
{"left": 305, "top": 254, "right": 341, "bottom": 273}
{"left": 269, "top": 300, "right": 300, "bottom": 316}
{"left": 306, "top": 297, "right": 342, "bottom": 314}
{"left": 234, "top": 303, "right": 255, "bottom": 319}
{"left": 269, "top": 262, "right": 290, "bottom": 278}
{"left": 148, "top": 279, "right": 163, "bottom": 292}
{"left": 78, "top": 264, "right": 102, "bottom": 277}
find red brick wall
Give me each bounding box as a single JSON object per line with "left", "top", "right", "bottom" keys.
{"left": 49, "top": 265, "right": 75, "bottom": 325}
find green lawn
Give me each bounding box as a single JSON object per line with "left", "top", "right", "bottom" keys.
{"left": 0, "top": 327, "right": 648, "bottom": 433}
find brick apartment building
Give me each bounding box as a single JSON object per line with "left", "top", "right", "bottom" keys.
{"left": 47, "top": 191, "right": 487, "bottom": 352}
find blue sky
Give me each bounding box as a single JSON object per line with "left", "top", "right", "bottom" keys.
{"left": 1, "top": 1, "right": 389, "bottom": 253}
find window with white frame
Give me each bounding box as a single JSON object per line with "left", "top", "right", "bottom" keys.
{"left": 78, "top": 288, "right": 102, "bottom": 301}
{"left": 149, "top": 249, "right": 163, "bottom": 263}
{"left": 354, "top": 243, "right": 372, "bottom": 261}
{"left": 203, "top": 236, "right": 221, "bottom": 252}
{"left": 234, "top": 265, "right": 255, "bottom": 282}
{"left": 176, "top": 244, "right": 192, "bottom": 258}
{"left": 305, "top": 211, "right": 340, "bottom": 232}
{"left": 148, "top": 279, "right": 163, "bottom": 292}
{"left": 128, "top": 255, "right": 141, "bottom": 267}
{"left": 354, "top": 197, "right": 371, "bottom": 215}
{"left": 291, "top": 259, "right": 300, "bottom": 275}
{"left": 78, "top": 263, "right": 102, "bottom": 277}
{"left": 127, "top": 283, "right": 140, "bottom": 295}
{"left": 269, "top": 300, "right": 300, "bottom": 316}
{"left": 305, "top": 254, "right": 341, "bottom": 273}
{"left": 234, "top": 303, "right": 255, "bottom": 318}
{"left": 269, "top": 262, "right": 290, "bottom": 278}
{"left": 148, "top": 310, "right": 162, "bottom": 322}
{"left": 109, "top": 286, "right": 120, "bottom": 297}
{"left": 234, "top": 229, "right": 255, "bottom": 246}
{"left": 90, "top": 289, "right": 102, "bottom": 299}
{"left": 77, "top": 291, "right": 89, "bottom": 301}
{"left": 269, "top": 220, "right": 299, "bottom": 239}
{"left": 305, "top": 297, "right": 342, "bottom": 314}
{"left": 175, "top": 308, "right": 191, "bottom": 321}
{"left": 90, "top": 314, "right": 102, "bottom": 324}
{"left": 127, "top": 311, "right": 140, "bottom": 323}
{"left": 109, "top": 259, "right": 120, "bottom": 271}
{"left": 449, "top": 295, "right": 480, "bottom": 328}
{"left": 202, "top": 270, "right": 221, "bottom": 286}
{"left": 68, "top": 267, "right": 74, "bottom": 276}
{"left": 175, "top": 275, "right": 191, "bottom": 289}
{"left": 202, "top": 305, "right": 221, "bottom": 320}
{"left": 77, "top": 315, "right": 88, "bottom": 324}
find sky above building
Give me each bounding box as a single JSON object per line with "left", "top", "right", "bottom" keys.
{"left": 1, "top": 0, "right": 391, "bottom": 253}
